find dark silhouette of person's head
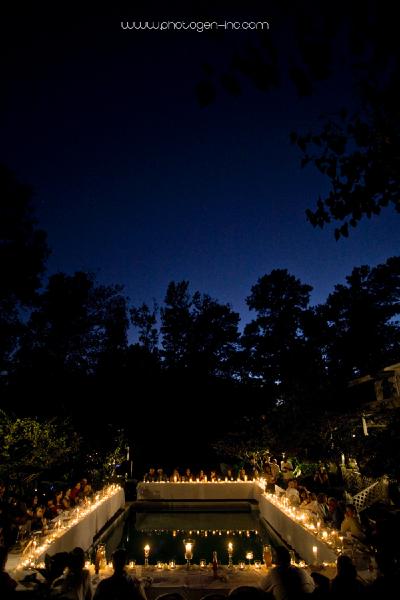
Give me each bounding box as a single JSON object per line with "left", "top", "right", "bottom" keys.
{"left": 155, "top": 594, "right": 186, "bottom": 600}
{"left": 336, "top": 554, "right": 357, "bottom": 580}
{"left": 68, "top": 547, "right": 85, "bottom": 573}
{"left": 228, "top": 586, "right": 271, "bottom": 600}
{"left": 0, "top": 546, "right": 8, "bottom": 571}
{"left": 112, "top": 548, "right": 128, "bottom": 573}
{"left": 274, "top": 546, "right": 291, "bottom": 568}
{"left": 311, "top": 571, "right": 330, "bottom": 592}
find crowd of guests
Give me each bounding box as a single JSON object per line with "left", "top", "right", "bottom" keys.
{"left": 0, "top": 478, "right": 93, "bottom": 551}
{"left": 143, "top": 466, "right": 249, "bottom": 482}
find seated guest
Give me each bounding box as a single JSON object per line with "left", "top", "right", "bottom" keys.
{"left": 93, "top": 548, "right": 147, "bottom": 600}
{"left": 51, "top": 546, "right": 92, "bottom": 600}
{"left": 156, "top": 468, "right": 167, "bottom": 482}
{"left": 302, "top": 492, "right": 319, "bottom": 515}
{"left": 229, "top": 586, "right": 271, "bottom": 600}
{"left": 340, "top": 505, "right": 366, "bottom": 542}
{"left": 80, "top": 479, "right": 93, "bottom": 498}
{"left": 238, "top": 468, "right": 247, "bottom": 481}
{"left": 182, "top": 468, "right": 193, "bottom": 482}
{"left": 30, "top": 506, "right": 47, "bottom": 532}
{"left": 62, "top": 488, "right": 72, "bottom": 510}
{"left": 285, "top": 481, "right": 300, "bottom": 506}
{"left": 44, "top": 499, "right": 59, "bottom": 520}
{"left": 330, "top": 554, "right": 365, "bottom": 599}
{"left": 69, "top": 482, "right": 82, "bottom": 506}
{"left": 226, "top": 468, "right": 235, "bottom": 481}
{"left": 316, "top": 493, "right": 329, "bottom": 521}
{"left": 198, "top": 470, "right": 207, "bottom": 481}
{"left": 310, "top": 571, "right": 330, "bottom": 599}
{"left": 169, "top": 469, "right": 181, "bottom": 482}
{"left": 260, "top": 546, "right": 314, "bottom": 599}
{"left": 54, "top": 491, "right": 64, "bottom": 512}
{"left": 326, "top": 497, "right": 344, "bottom": 530}
{"left": 280, "top": 458, "right": 294, "bottom": 483}
{"left": 210, "top": 470, "right": 218, "bottom": 482}
{"left": 144, "top": 468, "right": 156, "bottom": 482}
{"left": 0, "top": 546, "right": 17, "bottom": 598}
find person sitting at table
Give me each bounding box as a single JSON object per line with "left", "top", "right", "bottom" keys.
{"left": 301, "top": 492, "right": 319, "bottom": 516}
{"left": 182, "top": 468, "right": 193, "bottom": 482}
{"left": 169, "top": 468, "right": 181, "bottom": 482}
{"left": 198, "top": 469, "right": 207, "bottom": 481}
{"left": 144, "top": 468, "right": 157, "bottom": 482}
{"left": 226, "top": 468, "right": 235, "bottom": 481}
{"left": 156, "top": 468, "right": 167, "bottom": 482}
{"left": 285, "top": 480, "right": 300, "bottom": 506}
{"left": 30, "top": 505, "right": 47, "bottom": 532}
{"left": 0, "top": 546, "right": 18, "bottom": 598}
{"left": 93, "top": 548, "right": 147, "bottom": 600}
{"left": 51, "top": 546, "right": 93, "bottom": 600}
{"left": 69, "top": 482, "right": 82, "bottom": 506}
{"left": 326, "top": 497, "right": 344, "bottom": 530}
{"left": 330, "top": 554, "right": 365, "bottom": 599}
{"left": 340, "top": 505, "right": 366, "bottom": 542}
{"left": 316, "top": 493, "right": 329, "bottom": 522}
{"left": 62, "top": 488, "right": 72, "bottom": 510}
{"left": 210, "top": 470, "right": 218, "bottom": 482}
{"left": 259, "top": 546, "right": 314, "bottom": 599}
{"left": 228, "top": 586, "right": 271, "bottom": 600}
{"left": 238, "top": 468, "right": 247, "bottom": 481}
{"left": 280, "top": 458, "right": 294, "bottom": 483}
{"left": 80, "top": 479, "right": 93, "bottom": 499}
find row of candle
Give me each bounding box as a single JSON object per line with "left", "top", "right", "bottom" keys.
{"left": 142, "top": 477, "right": 259, "bottom": 483}
{"left": 264, "top": 491, "right": 344, "bottom": 555}
{"left": 15, "top": 484, "right": 123, "bottom": 571}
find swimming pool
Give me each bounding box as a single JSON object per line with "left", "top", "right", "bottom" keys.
{"left": 102, "top": 509, "right": 276, "bottom": 566}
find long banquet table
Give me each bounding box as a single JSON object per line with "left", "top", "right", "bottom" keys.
{"left": 136, "top": 481, "right": 262, "bottom": 502}
{"left": 7, "top": 487, "right": 125, "bottom": 572}
{"left": 258, "top": 494, "right": 338, "bottom": 565}
{"left": 46, "top": 487, "right": 125, "bottom": 556}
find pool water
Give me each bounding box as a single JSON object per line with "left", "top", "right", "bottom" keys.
{"left": 103, "top": 510, "right": 275, "bottom": 566}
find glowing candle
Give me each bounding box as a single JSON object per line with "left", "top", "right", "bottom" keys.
{"left": 312, "top": 546, "right": 318, "bottom": 563}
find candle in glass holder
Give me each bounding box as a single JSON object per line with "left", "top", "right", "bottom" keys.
{"left": 239, "top": 561, "right": 245, "bottom": 570}
{"left": 144, "top": 545, "right": 150, "bottom": 567}
{"left": 157, "top": 561, "right": 163, "bottom": 570}
{"left": 312, "top": 546, "right": 318, "bottom": 564}
{"left": 185, "top": 542, "right": 193, "bottom": 560}
{"left": 200, "top": 559, "right": 206, "bottom": 568}
{"left": 254, "top": 561, "right": 261, "bottom": 569}
{"left": 322, "top": 531, "right": 328, "bottom": 540}
{"left": 169, "top": 560, "right": 176, "bottom": 569}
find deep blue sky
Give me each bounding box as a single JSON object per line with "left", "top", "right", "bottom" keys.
{"left": 2, "top": 8, "right": 399, "bottom": 335}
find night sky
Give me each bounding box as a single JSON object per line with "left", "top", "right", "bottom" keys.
{"left": 2, "top": 5, "right": 399, "bottom": 336}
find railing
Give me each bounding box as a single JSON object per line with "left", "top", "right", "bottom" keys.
{"left": 349, "top": 476, "right": 390, "bottom": 512}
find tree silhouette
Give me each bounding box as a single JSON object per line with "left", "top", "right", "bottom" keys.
{"left": 198, "top": 1, "right": 400, "bottom": 236}
{"left": 160, "top": 281, "right": 240, "bottom": 378}
{"left": 0, "top": 165, "right": 49, "bottom": 373}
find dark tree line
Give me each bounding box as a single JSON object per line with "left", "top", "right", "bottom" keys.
{"left": 1, "top": 163, "right": 400, "bottom": 473}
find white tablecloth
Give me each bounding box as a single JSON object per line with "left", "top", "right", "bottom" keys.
{"left": 259, "top": 495, "right": 338, "bottom": 565}
{"left": 46, "top": 488, "right": 125, "bottom": 556}
{"left": 137, "top": 482, "right": 262, "bottom": 501}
